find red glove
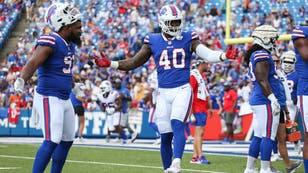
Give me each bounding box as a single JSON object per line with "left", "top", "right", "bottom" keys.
{"left": 93, "top": 52, "right": 111, "bottom": 67}
{"left": 225, "top": 45, "right": 239, "bottom": 60}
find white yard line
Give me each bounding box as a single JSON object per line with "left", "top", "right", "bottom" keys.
{"left": 0, "top": 154, "right": 226, "bottom": 173}
{"left": 0, "top": 167, "right": 21, "bottom": 170}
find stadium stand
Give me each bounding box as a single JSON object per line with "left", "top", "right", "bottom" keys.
{"left": 0, "top": 0, "right": 307, "bottom": 140}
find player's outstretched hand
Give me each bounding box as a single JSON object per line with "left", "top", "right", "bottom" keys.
{"left": 94, "top": 52, "right": 111, "bottom": 67}
{"left": 14, "top": 77, "right": 25, "bottom": 93}
{"left": 225, "top": 45, "right": 239, "bottom": 60}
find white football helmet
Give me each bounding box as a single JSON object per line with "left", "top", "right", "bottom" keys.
{"left": 252, "top": 25, "right": 279, "bottom": 55}
{"left": 158, "top": 5, "right": 184, "bottom": 38}
{"left": 100, "top": 80, "right": 112, "bottom": 97}
{"left": 281, "top": 50, "right": 296, "bottom": 74}
{"left": 45, "top": 3, "right": 81, "bottom": 32}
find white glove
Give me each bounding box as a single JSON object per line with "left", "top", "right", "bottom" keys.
{"left": 106, "top": 107, "right": 115, "bottom": 115}
{"left": 268, "top": 93, "right": 280, "bottom": 116}
{"left": 14, "top": 77, "right": 25, "bottom": 93}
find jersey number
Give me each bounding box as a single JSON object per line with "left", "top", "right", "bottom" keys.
{"left": 63, "top": 55, "right": 73, "bottom": 74}
{"left": 159, "top": 48, "right": 186, "bottom": 70}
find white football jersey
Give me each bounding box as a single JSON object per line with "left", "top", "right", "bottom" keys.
{"left": 98, "top": 90, "right": 119, "bottom": 110}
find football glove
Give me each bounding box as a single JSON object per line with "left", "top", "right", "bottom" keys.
{"left": 268, "top": 93, "right": 280, "bottom": 116}
{"left": 106, "top": 107, "right": 115, "bottom": 115}
{"left": 14, "top": 77, "right": 25, "bottom": 93}
{"left": 225, "top": 45, "right": 239, "bottom": 60}
{"left": 94, "top": 52, "right": 111, "bottom": 67}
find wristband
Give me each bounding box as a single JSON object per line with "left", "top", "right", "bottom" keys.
{"left": 219, "top": 53, "right": 226, "bottom": 61}
{"left": 110, "top": 61, "right": 119, "bottom": 69}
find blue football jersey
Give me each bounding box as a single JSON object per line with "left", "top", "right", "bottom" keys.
{"left": 35, "top": 32, "right": 76, "bottom": 100}
{"left": 286, "top": 71, "right": 298, "bottom": 101}
{"left": 292, "top": 26, "right": 308, "bottom": 95}
{"left": 248, "top": 50, "right": 285, "bottom": 106}
{"left": 144, "top": 31, "right": 199, "bottom": 88}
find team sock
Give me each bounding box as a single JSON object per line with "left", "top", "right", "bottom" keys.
{"left": 32, "top": 140, "right": 57, "bottom": 173}
{"left": 184, "top": 123, "right": 191, "bottom": 136}
{"left": 160, "top": 132, "right": 173, "bottom": 170}
{"left": 120, "top": 131, "right": 127, "bottom": 140}
{"left": 272, "top": 140, "right": 278, "bottom": 154}
{"left": 260, "top": 137, "right": 273, "bottom": 161}
{"left": 171, "top": 119, "right": 186, "bottom": 159}
{"left": 248, "top": 136, "right": 261, "bottom": 158}
{"left": 51, "top": 141, "right": 73, "bottom": 173}
{"left": 304, "top": 159, "right": 308, "bottom": 173}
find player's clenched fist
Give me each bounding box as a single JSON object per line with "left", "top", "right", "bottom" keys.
{"left": 268, "top": 93, "right": 280, "bottom": 116}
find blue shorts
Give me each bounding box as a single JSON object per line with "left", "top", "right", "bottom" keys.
{"left": 190, "top": 112, "right": 207, "bottom": 126}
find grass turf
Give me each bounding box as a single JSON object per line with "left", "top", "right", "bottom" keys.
{"left": 0, "top": 143, "right": 304, "bottom": 173}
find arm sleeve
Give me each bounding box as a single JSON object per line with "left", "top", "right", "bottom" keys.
{"left": 195, "top": 44, "right": 224, "bottom": 63}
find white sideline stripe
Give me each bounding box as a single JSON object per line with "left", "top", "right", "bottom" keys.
{"left": 0, "top": 167, "right": 21, "bottom": 170}
{"left": 0, "top": 155, "right": 225, "bottom": 173}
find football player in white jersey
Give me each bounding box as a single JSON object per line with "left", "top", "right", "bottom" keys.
{"left": 94, "top": 5, "right": 238, "bottom": 173}
{"left": 14, "top": 3, "right": 82, "bottom": 172}
{"left": 98, "top": 80, "right": 126, "bottom": 143}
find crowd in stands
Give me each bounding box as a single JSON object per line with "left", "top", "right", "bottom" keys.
{"left": 0, "top": 0, "right": 306, "bottom": 118}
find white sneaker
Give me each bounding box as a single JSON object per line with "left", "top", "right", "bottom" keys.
{"left": 270, "top": 154, "right": 279, "bottom": 162}
{"left": 75, "top": 137, "right": 84, "bottom": 143}
{"left": 131, "top": 132, "right": 138, "bottom": 143}
{"left": 166, "top": 159, "right": 181, "bottom": 173}
{"left": 243, "top": 168, "right": 258, "bottom": 173}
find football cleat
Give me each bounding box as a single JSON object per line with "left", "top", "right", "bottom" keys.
{"left": 166, "top": 159, "right": 181, "bottom": 173}
{"left": 270, "top": 154, "right": 279, "bottom": 162}
{"left": 243, "top": 168, "right": 258, "bottom": 173}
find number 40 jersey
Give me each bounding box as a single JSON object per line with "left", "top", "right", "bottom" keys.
{"left": 144, "top": 31, "right": 198, "bottom": 88}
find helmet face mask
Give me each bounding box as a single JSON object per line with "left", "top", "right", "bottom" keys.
{"left": 252, "top": 25, "right": 279, "bottom": 54}
{"left": 100, "top": 81, "right": 112, "bottom": 98}
{"left": 45, "top": 3, "right": 81, "bottom": 32}
{"left": 281, "top": 51, "right": 296, "bottom": 74}
{"left": 158, "top": 5, "right": 184, "bottom": 37}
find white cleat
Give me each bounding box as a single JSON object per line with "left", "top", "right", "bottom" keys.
{"left": 166, "top": 159, "right": 181, "bottom": 173}
{"left": 243, "top": 168, "right": 258, "bottom": 173}
{"left": 153, "top": 138, "right": 161, "bottom": 145}
{"left": 270, "top": 154, "right": 279, "bottom": 162}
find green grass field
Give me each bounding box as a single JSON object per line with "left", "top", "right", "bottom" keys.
{"left": 0, "top": 143, "right": 304, "bottom": 173}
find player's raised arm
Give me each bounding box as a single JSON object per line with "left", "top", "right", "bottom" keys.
{"left": 191, "top": 39, "right": 238, "bottom": 63}
{"left": 94, "top": 43, "right": 152, "bottom": 71}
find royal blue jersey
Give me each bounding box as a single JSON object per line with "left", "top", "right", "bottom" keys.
{"left": 70, "top": 92, "right": 82, "bottom": 106}
{"left": 286, "top": 71, "right": 298, "bottom": 101}
{"left": 248, "top": 50, "right": 285, "bottom": 106}
{"left": 35, "top": 32, "right": 76, "bottom": 100}
{"left": 144, "top": 31, "right": 199, "bottom": 88}
{"left": 292, "top": 26, "right": 308, "bottom": 95}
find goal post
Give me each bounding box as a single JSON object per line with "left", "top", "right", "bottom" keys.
{"left": 224, "top": 0, "right": 291, "bottom": 45}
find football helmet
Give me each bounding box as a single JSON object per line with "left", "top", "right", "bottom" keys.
{"left": 281, "top": 50, "right": 296, "bottom": 74}
{"left": 252, "top": 25, "right": 279, "bottom": 55}
{"left": 158, "top": 5, "right": 184, "bottom": 38}
{"left": 100, "top": 80, "right": 112, "bottom": 97}
{"left": 45, "top": 3, "right": 81, "bottom": 32}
